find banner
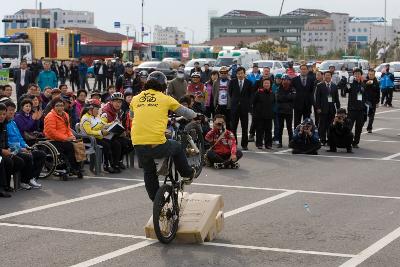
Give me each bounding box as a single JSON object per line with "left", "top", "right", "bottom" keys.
{"left": 0, "top": 69, "right": 9, "bottom": 85}
{"left": 181, "top": 43, "right": 190, "bottom": 60}
{"left": 74, "top": 34, "right": 81, "bottom": 58}
{"left": 49, "top": 32, "right": 58, "bottom": 58}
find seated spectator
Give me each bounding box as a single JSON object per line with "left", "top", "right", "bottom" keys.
{"left": 44, "top": 98, "right": 83, "bottom": 179}
{"left": 74, "top": 89, "right": 87, "bottom": 120}
{"left": 0, "top": 85, "right": 4, "bottom": 97}
{"left": 30, "top": 95, "right": 43, "bottom": 113}
{"left": 290, "top": 118, "right": 321, "bottom": 155}
{"left": 121, "top": 91, "right": 133, "bottom": 135}
{"left": 101, "top": 85, "right": 116, "bottom": 104}
{"left": 2, "top": 84, "right": 12, "bottom": 98}
{"left": 80, "top": 99, "right": 121, "bottom": 173}
{"left": 40, "top": 87, "right": 53, "bottom": 110}
{"left": 59, "top": 84, "right": 69, "bottom": 97}
{"left": 327, "top": 108, "right": 354, "bottom": 153}
{"left": 187, "top": 72, "right": 205, "bottom": 96}
{"left": 101, "top": 92, "right": 133, "bottom": 170}
{"left": 14, "top": 99, "right": 43, "bottom": 146}
{"left": 18, "top": 83, "right": 40, "bottom": 109}
{"left": 61, "top": 93, "right": 78, "bottom": 128}
{"left": 205, "top": 114, "right": 242, "bottom": 169}
{"left": 0, "top": 103, "right": 12, "bottom": 197}
{"left": 4, "top": 101, "right": 45, "bottom": 189}
{"left": 179, "top": 95, "right": 193, "bottom": 109}
{"left": 43, "top": 89, "right": 62, "bottom": 117}
{"left": 90, "top": 90, "right": 102, "bottom": 101}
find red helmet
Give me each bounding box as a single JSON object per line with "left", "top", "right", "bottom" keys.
{"left": 86, "top": 99, "right": 101, "bottom": 108}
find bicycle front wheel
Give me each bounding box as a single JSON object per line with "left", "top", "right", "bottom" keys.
{"left": 153, "top": 184, "right": 179, "bottom": 244}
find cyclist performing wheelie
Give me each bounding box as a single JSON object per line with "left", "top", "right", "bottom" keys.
{"left": 130, "top": 71, "right": 203, "bottom": 243}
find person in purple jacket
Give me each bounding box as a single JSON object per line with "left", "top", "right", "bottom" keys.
{"left": 14, "top": 98, "right": 42, "bottom": 146}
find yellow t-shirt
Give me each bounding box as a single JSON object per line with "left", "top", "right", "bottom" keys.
{"left": 130, "top": 89, "right": 181, "bottom": 145}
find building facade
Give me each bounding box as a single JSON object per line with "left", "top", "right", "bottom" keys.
{"left": 153, "top": 25, "right": 185, "bottom": 45}
{"left": 349, "top": 17, "right": 393, "bottom": 48}
{"left": 301, "top": 19, "right": 335, "bottom": 55}
{"left": 2, "top": 8, "right": 95, "bottom": 33}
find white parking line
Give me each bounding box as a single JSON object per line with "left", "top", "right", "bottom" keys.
{"left": 375, "top": 109, "right": 400, "bottom": 115}
{"left": 382, "top": 152, "right": 400, "bottom": 160}
{"left": 362, "top": 139, "right": 400, "bottom": 143}
{"left": 360, "top": 127, "right": 386, "bottom": 135}
{"left": 0, "top": 222, "right": 355, "bottom": 259}
{"left": 0, "top": 183, "right": 145, "bottom": 220}
{"left": 339, "top": 225, "right": 400, "bottom": 267}
{"left": 274, "top": 149, "right": 292, "bottom": 154}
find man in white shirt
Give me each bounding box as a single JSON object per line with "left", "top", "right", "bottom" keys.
{"left": 14, "top": 60, "right": 33, "bottom": 102}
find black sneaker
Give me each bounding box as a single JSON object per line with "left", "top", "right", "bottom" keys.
{"left": 367, "top": 129, "right": 372, "bottom": 133}
{"left": 182, "top": 167, "right": 196, "bottom": 185}
{"left": 118, "top": 161, "right": 126, "bottom": 170}
{"left": 326, "top": 149, "right": 337, "bottom": 152}
{"left": 248, "top": 135, "right": 255, "bottom": 142}
{"left": 0, "top": 190, "right": 11, "bottom": 198}
{"left": 104, "top": 165, "right": 116, "bottom": 174}
{"left": 277, "top": 144, "right": 283, "bottom": 148}
{"left": 347, "top": 148, "right": 353, "bottom": 153}
{"left": 352, "top": 144, "right": 359, "bottom": 149}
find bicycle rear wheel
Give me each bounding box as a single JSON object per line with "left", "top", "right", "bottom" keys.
{"left": 184, "top": 122, "right": 204, "bottom": 178}
{"left": 153, "top": 184, "right": 179, "bottom": 244}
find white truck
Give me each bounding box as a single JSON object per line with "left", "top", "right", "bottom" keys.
{"left": 213, "top": 48, "right": 262, "bottom": 72}
{"left": 0, "top": 42, "right": 33, "bottom": 70}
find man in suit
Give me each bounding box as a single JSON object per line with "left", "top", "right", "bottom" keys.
{"left": 315, "top": 71, "right": 341, "bottom": 145}
{"left": 229, "top": 66, "right": 253, "bottom": 150}
{"left": 14, "top": 60, "right": 33, "bottom": 103}
{"left": 292, "top": 64, "right": 315, "bottom": 128}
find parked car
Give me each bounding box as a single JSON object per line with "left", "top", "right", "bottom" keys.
{"left": 375, "top": 62, "right": 400, "bottom": 89}
{"left": 245, "top": 60, "right": 286, "bottom": 75}
{"left": 319, "top": 59, "right": 370, "bottom": 76}
{"left": 136, "top": 61, "right": 176, "bottom": 80}
{"left": 184, "top": 58, "right": 217, "bottom": 78}
{"left": 162, "top": 57, "right": 182, "bottom": 69}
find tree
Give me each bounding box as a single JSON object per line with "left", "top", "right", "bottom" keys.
{"left": 252, "top": 40, "right": 276, "bottom": 59}
{"left": 237, "top": 41, "right": 247, "bottom": 49}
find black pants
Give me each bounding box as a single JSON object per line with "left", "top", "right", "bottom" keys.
{"left": 255, "top": 118, "right": 272, "bottom": 148}
{"left": 348, "top": 110, "right": 365, "bottom": 145}
{"left": 60, "top": 77, "right": 66, "bottom": 85}
{"left": 318, "top": 113, "right": 335, "bottom": 143}
{"left": 367, "top": 105, "right": 377, "bottom": 131}
{"left": 97, "top": 138, "right": 121, "bottom": 166}
{"left": 249, "top": 114, "right": 256, "bottom": 136}
{"left": 113, "top": 136, "right": 133, "bottom": 161}
{"left": 2, "top": 156, "right": 23, "bottom": 187}
{"left": 18, "top": 150, "right": 46, "bottom": 181}
{"left": 16, "top": 85, "right": 28, "bottom": 103}
{"left": 206, "top": 149, "right": 243, "bottom": 165}
{"left": 106, "top": 76, "right": 114, "bottom": 87}
{"left": 381, "top": 89, "right": 394, "bottom": 106}
{"left": 278, "top": 113, "right": 293, "bottom": 144}
{"left": 294, "top": 109, "right": 311, "bottom": 129}
{"left": 50, "top": 141, "right": 80, "bottom": 171}
{"left": 231, "top": 107, "right": 249, "bottom": 148}
{"left": 70, "top": 78, "right": 79, "bottom": 92}
{"left": 135, "top": 140, "right": 194, "bottom": 201}
{"left": 97, "top": 74, "right": 106, "bottom": 91}
{"left": 290, "top": 141, "right": 321, "bottom": 155}
{"left": 215, "top": 105, "right": 231, "bottom": 130}
{"left": 328, "top": 131, "right": 353, "bottom": 151}
{"left": 0, "top": 160, "right": 7, "bottom": 188}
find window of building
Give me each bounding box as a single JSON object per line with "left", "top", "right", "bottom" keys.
{"left": 364, "top": 28, "right": 368, "bottom": 32}
{"left": 357, "top": 36, "right": 368, "bottom": 42}
{"left": 226, "top": 28, "right": 237, "bottom": 33}
{"left": 325, "top": 32, "right": 327, "bottom": 35}
{"left": 358, "top": 28, "right": 361, "bottom": 32}
{"left": 349, "top": 36, "right": 356, "bottom": 42}
{"left": 309, "top": 32, "right": 312, "bottom": 35}
{"left": 270, "top": 28, "right": 280, "bottom": 33}
{"left": 255, "top": 29, "right": 267, "bottom": 33}
{"left": 241, "top": 29, "right": 252, "bottom": 33}
{"left": 352, "top": 28, "right": 355, "bottom": 32}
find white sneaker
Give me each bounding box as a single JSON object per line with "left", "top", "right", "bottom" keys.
{"left": 20, "top": 183, "right": 32, "bottom": 190}
{"left": 273, "top": 140, "right": 280, "bottom": 145}
{"left": 29, "top": 178, "right": 42, "bottom": 189}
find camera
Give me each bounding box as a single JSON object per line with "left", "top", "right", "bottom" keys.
{"left": 216, "top": 122, "right": 223, "bottom": 127}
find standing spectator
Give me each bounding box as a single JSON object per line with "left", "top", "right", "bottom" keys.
{"left": 204, "top": 70, "right": 219, "bottom": 118}
{"left": 115, "top": 62, "right": 137, "bottom": 93}
{"left": 2, "top": 84, "right": 13, "bottom": 98}
{"left": 271, "top": 73, "right": 281, "bottom": 145}
{"left": 69, "top": 60, "right": 80, "bottom": 92}
{"left": 187, "top": 72, "right": 205, "bottom": 96}
{"left": 205, "top": 114, "right": 242, "bottom": 169}
{"left": 95, "top": 59, "right": 107, "bottom": 91}
{"left": 291, "top": 64, "right": 315, "bottom": 128}
{"left": 276, "top": 75, "right": 295, "bottom": 148}
{"left": 247, "top": 63, "right": 262, "bottom": 86}
{"left": 253, "top": 78, "right": 274, "bottom": 149}
{"left": 78, "top": 58, "right": 91, "bottom": 91}
{"left": 346, "top": 68, "right": 366, "bottom": 148}
{"left": 313, "top": 71, "right": 324, "bottom": 127}
{"left": 14, "top": 60, "right": 34, "bottom": 101}
{"left": 106, "top": 60, "right": 115, "bottom": 87}
{"left": 30, "top": 58, "right": 41, "bottom": 83}
{"left": 51, "top": 60, "right": 59, "bottom": 82}
{"left": 380, "top": 64, "right": 394, "bottom": 107}
{"left": 167, "top": 69, "right": 188, "bottom": 100}
{"left": 338, "top": 65, "right": 349, "bottom": 97}
{"left": 58, "top": 60, "right": 69, "bottom": 85}
{"left": 315, "top": 71, "right": 341, "bottom": 146}
{"left": 286, "top": 61, "right": 297, "bottom": 79}
{"left": 201, "top": 63, "right": 211, "bottom": 84}
{"left": 190, "top": 61, "right": 202, "bottom": 77}
{"left": 364, "top": 69, "right": 380, "bottom": 133}
{"left": 38, "top": 61, "right": 58, "bottom": 91}
{"left": 212, "top": 66, "right": 231, "bottom": 130}
{"left": 328, "top": 64, "right": 340, "bottom": 85}
{"left": 74, "top": 89, "right": 88, "bottom": 119}
{"left": 114, "top": 58, "right": 125, "bottom": 81}
{"left": 229, "top": 59, "right": 239, "bottom": 79}
{"left": 229, "top": 66, "right": 252, "bottom": 150}
{"left": 327, "top": 108, "right": 354, "bottom": 153}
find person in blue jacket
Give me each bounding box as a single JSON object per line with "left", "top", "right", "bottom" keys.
{"left": 380, "top": 64, "right": 395, "bottom": 107}
{"left": 38, "top": 61, "right": 58, "bottom": 91}
{"left": 289, "top": 118, "right": 321, "bottom": 155}
{"left": 78, "top": 58, "right": 91, "bottom": 91}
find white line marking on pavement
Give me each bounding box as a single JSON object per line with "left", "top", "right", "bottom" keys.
{"left": 203, "top": 242, "right": 356, "bottom": 258}
{"left": 375, "top": 109, "right": 400, "bottom": 115}
{"left": 274, "top": 149, "right": 292, "bottom": 154}
{"left": 382, "top": 152, "right": 400, "bottom": 160}
{"left": 339, "top": 225, "right": 400, "bottom": 266}
{"left": 360, "top": 128, "right": 386, "bottom": 135}
{"left": 362, "top": 139, "right": 400, "bottom": 143}
{"left": 0, "top": 222, "right": 354, "bottom": 259}
{"left": 0, "top": 183, "right": 145, "bottom": 220}
{"left": 243, "top": 150, "right": 400, "bottom": 162}
{"left": 69, "top": 240, "right": 157, "bottom": 267}
{"left": 225, "top": 191, "right": 297, "bottom": 218}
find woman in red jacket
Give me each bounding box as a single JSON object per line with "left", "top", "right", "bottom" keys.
{"left": 44, "top": 97, "right": 83, "bottom": 179}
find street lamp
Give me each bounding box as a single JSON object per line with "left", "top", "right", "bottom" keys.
{"left": 184, "top": 27, "right": 194, "bottom": 44}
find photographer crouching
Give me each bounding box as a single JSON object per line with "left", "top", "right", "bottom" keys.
{"left": 327, "top": 108, "right": 354, "bottom": 153}
{"left": 205, "top": 114, "right": 242, "bottom": 169}
{"left": 289, "top": 118, "right": 321, "bottom": 155}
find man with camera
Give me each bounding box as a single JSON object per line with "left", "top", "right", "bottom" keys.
{"left": 327, "top": 108, "right": 354, "bottom": 153}
{"left": 289, "top": 118, "right": 321, "bottom": 155}
{"left": 205, "top": 114, "right": 242, "bottom": 169}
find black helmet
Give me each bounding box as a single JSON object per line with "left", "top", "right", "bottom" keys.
{"left": 147, "top": 71, "right": 167, "bottom": 86}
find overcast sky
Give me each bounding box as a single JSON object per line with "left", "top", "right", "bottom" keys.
{"left": 1, "top": 0, "right": 399, "bottom": 43}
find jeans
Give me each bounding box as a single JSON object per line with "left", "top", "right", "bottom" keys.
{"left": 135, "top": 140, "right": 193, "bottom": 201}
{"left": 79, "top": 75, "right": 91, "bottom": 91}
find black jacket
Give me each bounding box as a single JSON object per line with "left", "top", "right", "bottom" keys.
{"left": 329, "top": 118, "right": 352, "bottom": 137}
{"left": 229, "top": 78, "right": 253, "bottom": 113}
{"left": 277, "top": 86, "right": 295, "bottom": 115}
{"left": 291, "top": 75, "right": 315, "bottom": 112}
{"left": 94, "top": 63, "right": 107, "bottom": 76}
{"left": 315, "top": 82, "right": 341, "bottom": 114}
{"left": 346, "top": 80, "right": 366, "bottom": 111}
{"left": 58, "top": 65, "right": 69, "bottom": 79}
{"left": 0, "top": 121, "right": 8, "bottom": 156}
{"left": 13, "top": 69, "right": 33, "bottom": 90}
{"left": 363, "top": 78, "right": 380, "bottom": 106}
{"left": 253, "top": 89, "right": 275, "bottom": 119}
{"left": 106, "top": 64, "right": 115, "bottom": 78}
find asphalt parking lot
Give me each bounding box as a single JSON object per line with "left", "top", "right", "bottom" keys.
{"left": 1, "top": 90, "right": 400, "bottom": 266}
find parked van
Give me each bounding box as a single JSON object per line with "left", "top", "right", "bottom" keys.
{"left": 213, "top": 48, "right": 262, "bottom": 72}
